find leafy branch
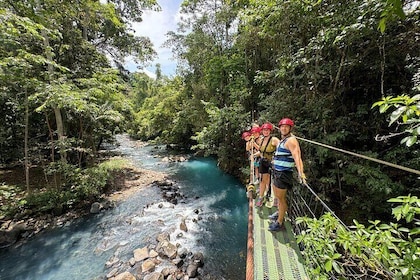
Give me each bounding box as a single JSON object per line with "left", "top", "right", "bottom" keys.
{"left": 297, "top": 195, "right": 420, "bottom": 279}
{"left": 372, "top": 94, "right": 420, "bottom": 147}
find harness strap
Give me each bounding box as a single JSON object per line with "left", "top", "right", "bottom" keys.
{"left": 260, "top": 136, "right": 272, "bottom": 158}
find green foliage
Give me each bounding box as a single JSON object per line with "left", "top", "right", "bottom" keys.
{"left": 0, "top": 9, "right": 58, "bottom": 164}
{"left": 99, "top": 157, "right": 130, "bottom": 171}
{"left": 25, "top": 189, "right": 71, "bottom": 214}
{"left": 0, "top": 184, "right": 26, "bottom": 218}
{"left": 372, "top": 94, "right": 420, "bottom": 147}
{"left": 130, "top": 77, "right": 187, "bottom": 143}
{"left": 29, "top": 68, "right": 130, "bottom": 166}
{"left": 22, "top": 157, "right": 129, "bottom": 215}
{"left": 338, "top": 160, "right": 403, "bottom": 222}
{"left": 0, "top": 0, "right": 158, "bottom": 166}
{"left": 378, "top": 0, "right": 405, "bottom": 33}
{"left": 297, "top": 195, "right": 420, "bottom": 280}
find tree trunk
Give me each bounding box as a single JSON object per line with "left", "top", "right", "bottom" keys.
{"left": 44, "top": 112, "right": 58, "bottom": 188}
{"left": 24, "top": 89, "right": 30, "bottom": 193}
{"left": 42, "top": 29, "right": 67, "bottom": 163}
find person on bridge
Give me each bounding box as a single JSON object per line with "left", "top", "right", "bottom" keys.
{"left": 242, "top": 130, "right": 255, "bottom": 183}
{"left": 254, "top": 122, "right": 278, "bottom": 207}
{"left": 249, "top": 125, "right": 262, "bottom": 184}
{"left": 268, "top": 118, "right": 306, "bottom": 231}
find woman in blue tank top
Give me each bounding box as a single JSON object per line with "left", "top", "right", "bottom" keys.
{"left": 268, "top": 118, "right": 307, "bottom": 231}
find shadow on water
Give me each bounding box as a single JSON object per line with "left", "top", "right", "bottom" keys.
{"left": 0, "top": 135, "right": 248, "bottom": 280}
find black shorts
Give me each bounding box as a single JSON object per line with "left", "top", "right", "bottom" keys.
{"left": 259, "top": 158, "right": 271, "bottom": 174}
{"left": 272, "top": 170, "right": 294, "bottom": 190}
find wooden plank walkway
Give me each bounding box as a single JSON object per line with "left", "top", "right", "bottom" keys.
{"left": 253, "top": 197, "right": 309, "bottom": 280}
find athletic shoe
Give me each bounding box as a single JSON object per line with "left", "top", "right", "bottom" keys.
{"left": 268, "top": 211, "right": 279, "bottom": 221}
{"left": 256, "top": 197, "right": 264, "bottom": 207}
{"left": 268, "top": 221, "right": 285, "bottom": 231}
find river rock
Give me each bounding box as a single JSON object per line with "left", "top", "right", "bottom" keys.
{"left": 178, "top": 248, "right": 188, "bottom": 259}
{"left": 157, "top": 240, "right": 177, "bottom": 259}
{"left": 102, "top": 199, "right": 116, "bottom": 209}
{"left": 156, "top": 232, "right": 170, "bottom": 242}
{"left": 133, "top": 246, "right": 149, "bottom": 262}
{"left": 106, "top": 267, "right": 118, "bottom": 278}
{"left": 144, "top": 272, "right": 164, "bottom": 280}
{"left": 90, "top": 202, "right": 102, "bottom": 214}
{"left": 155, "top": 179, "right": 173, "bottom": 187}
{"left": 186, "top": 263, "right": 199, "bottom": 278}
{"left": 0, "top": 221, "right": 26, "bottom": 248}
{"left": 179, "top": 220, "right": 188, "bottom": 232}
{"left": 191, "top": 252, "right": 204, "bottom": 267}
{"left": 172, "top": 257, "right": 184, "bottom": 268}
{"left": 112, "top": 271, "right": 136, "bottom": 280}
{"left": 161, "top": 266, "right": 177, "bottom": 277}
{"left": 141, "top": 259, "right": 156, "bottom": 272}
{"left": 149, "top": 249, "right": 158, "bottom": 258}
{"left": 105, "top": 256, "right": 120, "bottom": 268}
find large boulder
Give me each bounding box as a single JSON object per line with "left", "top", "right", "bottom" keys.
{"left": 0, "top": 221, "right": 26, "bottom": 248}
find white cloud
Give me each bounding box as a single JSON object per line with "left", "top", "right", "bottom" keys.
{"left": 126, "top": 0, "right": 183, "bottom": 76}
{"left": 140, "top": 68, "right": 157, "bottom": 80}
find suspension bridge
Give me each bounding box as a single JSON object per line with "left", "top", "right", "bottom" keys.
{"left": 245, "top": 135, "right": 419, "bottom": 280}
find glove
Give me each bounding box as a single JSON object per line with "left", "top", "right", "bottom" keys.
{"left": 299, "top": 173, "right": 307, "bottom": 185}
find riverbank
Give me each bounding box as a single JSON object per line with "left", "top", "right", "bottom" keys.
{"left": 0, "top": 162, "right": 168, "bottom": 249}
{"left": 108, "top": 165, "right": 167, "bottom": 202}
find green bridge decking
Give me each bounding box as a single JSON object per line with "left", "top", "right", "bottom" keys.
{"left": 252, "top": 200, "right": 309, "bottom": 280}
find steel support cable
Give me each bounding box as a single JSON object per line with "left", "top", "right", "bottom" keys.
{"left": 295, "top": 136, "right": 420, "bottom": 176}
{"left": 294, "top": 192, "right": 316, "bottom": 218}
{"left": 301, "top": 182, "right": 350, "bottom": 230}
{"left": 271, "top": 124, "right": 420, "bottom": 176}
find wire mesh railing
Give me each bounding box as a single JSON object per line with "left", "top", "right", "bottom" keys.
{"left": 288, "top": 182, "right": 395, "bottom": 280}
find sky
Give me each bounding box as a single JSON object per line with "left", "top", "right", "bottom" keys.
{"left": 125, "top": 0, "right": 184, "bottom": 78}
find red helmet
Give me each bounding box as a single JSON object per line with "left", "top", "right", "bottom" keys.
{"left": 241, "top": 131, "right": 251, "bottom": 139}
{"left": 261, "top": 123, "right": 273, "bottom": 131}
{"left": 250, "top": 126, "right": 261, "bottom": 134}
{"left": 278, "top": 118, "right": 294, "bottom": 127}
